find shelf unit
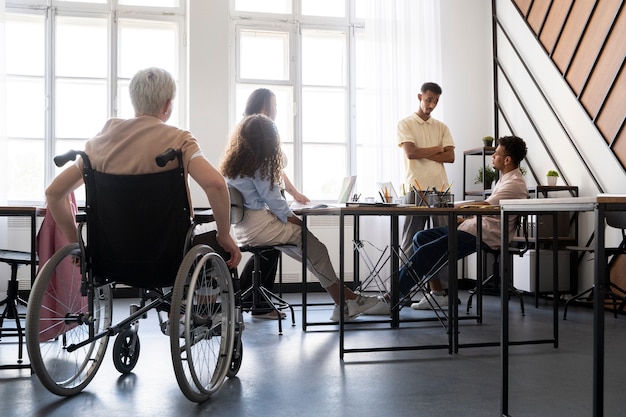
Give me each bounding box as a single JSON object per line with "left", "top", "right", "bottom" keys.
{"left": 462, "top": 146, "right": 498, "bottom": 200}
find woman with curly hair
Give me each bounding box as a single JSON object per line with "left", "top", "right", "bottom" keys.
{"left": 221, "top": 114, "right": 377, "bottom": 321}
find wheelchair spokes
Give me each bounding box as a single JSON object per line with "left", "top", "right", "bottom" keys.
{"left": 26, "top": 244, "right": 112, "bottom": 396}
{"left": 170, "top": 247, "right": 237, "bottom": 402}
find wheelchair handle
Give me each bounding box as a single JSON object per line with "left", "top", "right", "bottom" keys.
{"left": 54, "top": 150, "right": 86, "bottom": 167}
{"left": 156, "top": 148, "right": 178, "bottom": 167}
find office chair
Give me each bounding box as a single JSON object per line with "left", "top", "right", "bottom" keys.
{"left": 228, "top": 186, "right": 295, "bottom": 335}
{"left": 466, "top": 216, "right": 529, "bottom": 319}
{"left": 563, "top": 211, "right": 626, "bottom": 319}
{"left": 0, "top": 249, "right": 37, "bottom": 369}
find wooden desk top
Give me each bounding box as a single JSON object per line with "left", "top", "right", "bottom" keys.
{"left": 0, "top": 206, "right": 46, "bottom": 216}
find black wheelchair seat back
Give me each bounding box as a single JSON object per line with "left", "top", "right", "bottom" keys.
{"left": 85, "top": 159, "right": 191, "bottom": 288}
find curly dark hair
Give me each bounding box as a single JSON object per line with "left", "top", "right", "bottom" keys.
{"left": 220, "top": 114, "right": 283, "bottom": 187}
{"left": 498, "top": 135, "right": 527, "bottom": 167}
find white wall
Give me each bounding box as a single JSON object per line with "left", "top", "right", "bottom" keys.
{"left": 439, "top": 0, "right": 495, "bottom": 201}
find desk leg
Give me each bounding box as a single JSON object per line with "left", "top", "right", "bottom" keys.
{"left": 501, "top": 212, "right": 510, "bottom": 416}
{"left": 593, "top": 204, "right": 605, "bottom": 417}
{"left": 390, "top": 215, "right": 400, "bottom": 328}
{"left": 301, "top": 214, "right": 308, "bottom": 331}
{"left": 449, "top": 211, "right": 458, "bottom": 354}
{"left": 339, "top": 212, "right": 345, "bottom": 359}
{"left": 30, "top": 213, "right": 37, "bottom": 284}
{"left": 552, "top": 213, "right": 559, "bottom": 348}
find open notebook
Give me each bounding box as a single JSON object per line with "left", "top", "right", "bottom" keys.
{"left": 290, "top": 175, "right": 356, "bottom": 209}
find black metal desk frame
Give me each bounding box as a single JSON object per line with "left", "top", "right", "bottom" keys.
{"left": 500, "top": 196, "right": 623, "bottom": 417}
{"left": 300, "top": 205, "right": 559, "bottom": 359}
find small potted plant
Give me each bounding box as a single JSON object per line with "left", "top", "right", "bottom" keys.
{"left": 546, "top": 170, "right": 559, "bottom": 186}
{"left": 474, "top": 166, "right": 497, "bottom": 189}
{"left": 482, "top": 136, "right": 494, "bottom": 147}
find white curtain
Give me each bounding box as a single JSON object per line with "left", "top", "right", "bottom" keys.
{"left": 359, "top": 0, "right": 442, "bottom": 199}
{"left": 1, "top": 0, "right": 7, "bottom": 248}
{"left": 1, "top": 0, "right": 6, "bottom": 208}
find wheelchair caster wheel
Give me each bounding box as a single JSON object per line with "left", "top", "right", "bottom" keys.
{"left": 113, "top": 329, "right": 141, "bottom": 374}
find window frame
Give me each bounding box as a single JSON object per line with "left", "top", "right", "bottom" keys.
{"left": 230, "top": 1, "right": 364, "bottom": 200}
{"left": 4, "top": 0, "right": 186, "bottom": 205}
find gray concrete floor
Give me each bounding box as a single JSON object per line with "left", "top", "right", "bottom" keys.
{"left": 1, "top": 292, "right": 624, "bottom": 417}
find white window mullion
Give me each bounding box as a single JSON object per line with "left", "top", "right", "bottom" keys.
{"left": 45, "top": 6, "right": 56, "bottom": 187}
{"left": 293, "top": 20, "right": 303, "bottom": 191}
{"left": 110, "top": 10, "right": 119, "bottom": 117}
{"left": 347, "top": 24, "right": 356, "bottom": 176}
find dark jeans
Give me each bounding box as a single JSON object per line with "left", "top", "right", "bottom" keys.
{"left": 398, "top": 226, "right": 479, "bottom": 298}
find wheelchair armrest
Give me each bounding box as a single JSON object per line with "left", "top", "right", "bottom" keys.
{"left": 193, "top": 208, "right": 214, "bottom": 224}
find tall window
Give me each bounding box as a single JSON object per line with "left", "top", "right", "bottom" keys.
{"left": 232, "top": 0, "right": 366, "bottom": 200}
{"left": 3, "top": 0, "right": 185, "bottom": 204}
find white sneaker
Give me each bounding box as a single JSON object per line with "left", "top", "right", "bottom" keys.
{"left": 329, "top": 294, "right": 379, "bottom": 321}
{"left": 411, "top": 291, "right": 448, "bottom": 310}
{"left": 329, "top": 304, "right": 349, "bottom": 322}
{"left": 362, "top": 297, "right": 391, "bottom": 315}
{"left": 346, "top": 294, "right": 379, "bottom": 318}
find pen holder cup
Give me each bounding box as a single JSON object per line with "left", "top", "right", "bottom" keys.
{"left": 406, "top": 190, "right": 415, "bottom": 204}
{"left": 426, "top": 192, "right": 454, "bottom": 208}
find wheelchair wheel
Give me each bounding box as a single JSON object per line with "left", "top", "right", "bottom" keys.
{"left": 113, "top": 328, "right": 140, "bottom": 374}
{"left": 227, "top": 335, "right": 243, "bottom": 378}
{"left": 170, "top": 246, "right": 236, "bottom": 402}
{"left": 26, "top": 243, "right": 113, "bottom": 396}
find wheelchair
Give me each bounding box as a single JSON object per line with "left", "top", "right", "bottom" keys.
{"left": 25, "top": 148, "right": 244, "bottom": 402}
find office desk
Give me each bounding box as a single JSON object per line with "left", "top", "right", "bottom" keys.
{"left": 0, "top": 206, "right": 45, "bottom": 284}
{"left": 300, "top": 204, "right": 503, "bottom": 358}
{"left": 0, "top": 206, "right": 45, "bottom": 371}
{"left": 500, "top": 195, "right": 626, "bottom": 417}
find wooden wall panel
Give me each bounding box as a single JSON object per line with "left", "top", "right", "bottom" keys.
{"left": 596, "top": 66, "right": 625, "bottom": 145}
{"left": 566, "top": 3, "right": 619, "bottom": 96}
{"left": 552, "top": 0, "right": 594, "bottom": 73}
{"left": 581, "top": 9, "right": 626, "bottom": 119}
{"left": 528, "top": 0, "right": 551, "bottom": 34}
{"left": 513, "top": 0, "right": 533, "bottom": 16}
{"left": 508, "top": 0, "right": 625, "bottom": 171}
{"left": 540, "top": 0, "right": 574, "bottom": 54}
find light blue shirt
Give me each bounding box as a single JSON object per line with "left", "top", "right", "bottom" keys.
{"left": 227, "top": 173, "right": 294, "bottom": 223}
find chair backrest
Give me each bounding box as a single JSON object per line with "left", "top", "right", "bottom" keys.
{"left": 228, "top": 186, "right": 245, "bottom": 225}
{"left": 606, "top": 211, "right": 626, "bottom": 230}
{"left": 81, "top": 150, "right": 192, "bottom": 288}
{"left": 606, "top": 211, "right": 626, "bottom": 249}
{"left": 483, "top": 214, "right": 529, "bottom": 257}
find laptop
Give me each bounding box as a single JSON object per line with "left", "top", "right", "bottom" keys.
{"left": 290, "top": 175, "right": 357, "bottom": 209}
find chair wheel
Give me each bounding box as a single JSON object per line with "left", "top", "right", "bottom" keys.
{"left": 113, "top": 329, "right": 140, "bottom": 374}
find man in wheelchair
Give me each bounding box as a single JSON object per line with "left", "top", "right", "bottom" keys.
{"left": 26, "top": 67, "right": 242, "bottom": 402}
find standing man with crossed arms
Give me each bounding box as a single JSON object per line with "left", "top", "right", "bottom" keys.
{"left": 398, "top": 82, "right": 455, "bottom": 259}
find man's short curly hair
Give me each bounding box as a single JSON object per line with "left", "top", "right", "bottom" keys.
{"left": 498, "top": 135, "right": 527, "bottom": 167}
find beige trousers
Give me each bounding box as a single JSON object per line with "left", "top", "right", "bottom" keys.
{"left": 233, "top": 209, "right": 339, "bottom": 288}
